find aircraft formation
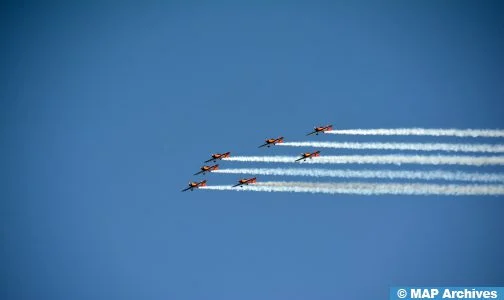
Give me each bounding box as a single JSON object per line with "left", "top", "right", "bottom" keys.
{"left": 180, "top": 124, "right": 504, "bottom": 196}
{"left": 181, "top": 125, "right": 333, "bottom": 191}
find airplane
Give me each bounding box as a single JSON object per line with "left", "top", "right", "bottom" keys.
{"left": 181, "top": 180, "right": 207, "bottom": 192}
{"left": 306, "top": 124, "right": 333, "bottom": 136}
{"left": 295, "top": 150, "right": 321, "bottom": 162}
{"left": 194, "top": 164, "right": 219, "bottom": 175}
{"left": 232, "top": 177, "right": 257, "bottom": 188}
{"left": 258, "top": 136, "right": 284, "bottom": 148}
{"left": 204, "top": 152, "right": 231, "bottom": 163}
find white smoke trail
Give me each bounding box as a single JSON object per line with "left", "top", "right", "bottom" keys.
{"left": 214, "top": 168, "right": 504, "bottom": 183}
{"left": 201, "top": 182, "right": 504, "bottom": 196}
{"left": 279, "top": 141, "right": 504, "bottom": 153}
{"left": 326, "top": 128, "right": 504, "bottom": 138}
{"left": 224, "top": 155, "right": 504, "bottom": 166}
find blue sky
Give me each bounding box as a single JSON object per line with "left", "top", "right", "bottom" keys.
{"left": 1, "top": 1, "right": 504, "bottom": 299}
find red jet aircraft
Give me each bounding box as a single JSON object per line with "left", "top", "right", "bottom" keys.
{"left": 306, "top": 124, "right": 333, "bottom": 136}
{"left": 181, "top": 180, "right": 207, "bottom": 192}
{"left": 204, "top": 152, "right": 231, "bottom": 163}
{"left": 194, "top": 164, "right": 219, "bottom": 175}
{"left": 232, "top": 177, "right": 257, "bottom": 188}
{"left": 258, "top": 137, "right": 284, "bottom": 148}
{"left": 295, "top": 150, "right": 321, "bottom": 162}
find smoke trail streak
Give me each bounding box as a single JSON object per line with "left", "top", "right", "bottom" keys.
{"left": 326, "top": 128, "right": 504, "bottom": 138}
{"left": 201, "top": 182, "right": 504, "bottom": 196}
{"left": 224, "top": 155, "right": 504, "bottom": 166}
{"left": 279, "top": 141, "right": 504, "bottom": 153}
{"left": 214, "top": 168, "right": 504, "bottom": 183}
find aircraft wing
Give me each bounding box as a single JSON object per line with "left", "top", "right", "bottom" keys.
{"left": 258, "top": 143, "right": 268, "bottom": 148}
{"left": 232, "top": 183, "right": 243, "bottom": 188}
{"left": 181, "top": 186, "right": 192, "bottom": 192}
{"left": 295, "top": 157, "right": 305, "bottom": 162}
{"left": 204, "top": 158, "right": 215, "bottom": 163}
{"left": 306, "top": 131, "right": 317, "bottom": 136}
{"left": 193, "top": 170, "right": 204, "bottom": 176}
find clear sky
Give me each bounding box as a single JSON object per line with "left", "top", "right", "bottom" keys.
{"left": 1, "top": 1, "right": 504, "bottom": 299}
